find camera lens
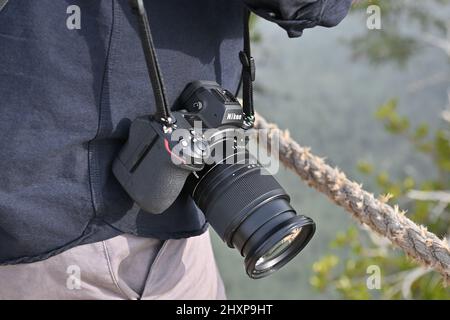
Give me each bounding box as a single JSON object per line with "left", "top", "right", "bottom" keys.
{"left": 189, "top": 154, "right": 315, "bottom": 279}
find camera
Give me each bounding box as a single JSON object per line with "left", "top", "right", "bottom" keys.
{"left": 114, "top": 80, "right": 316, "bottom": 278}
{"left": 114, "top": 0, "right": 316, "bottom": 279}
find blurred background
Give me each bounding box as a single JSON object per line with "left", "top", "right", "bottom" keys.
{"left": 211, "top": 0, "right": 450, "bottom": 299}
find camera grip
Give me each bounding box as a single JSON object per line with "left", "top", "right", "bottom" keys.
{"left": 113, "top": 117, "right": 192, "bottom": 214}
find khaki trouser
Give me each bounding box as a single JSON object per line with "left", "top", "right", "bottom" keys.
{"left": 0, "top": 231, "right": 226, "bottom": 300}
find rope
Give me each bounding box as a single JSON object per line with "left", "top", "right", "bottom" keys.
{"left": 254, "top": 113, "right": 450, "bottom": 283}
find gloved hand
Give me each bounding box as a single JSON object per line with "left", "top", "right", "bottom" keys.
{"left": 242, "top": 0, "right": 353, "bottom": 37}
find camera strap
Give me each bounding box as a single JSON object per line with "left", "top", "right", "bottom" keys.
{"left": 239, "top": 8, "right": 256, "bottom": 128}
{"left": 129, "top": 0, "right": 173, "bottom": 127}
{"left": 130, "top": 0, "right": 256, "bottom": 128}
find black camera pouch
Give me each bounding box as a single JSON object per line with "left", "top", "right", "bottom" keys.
{"left": 113, "top": 115, "right": 194, "bottom": 214}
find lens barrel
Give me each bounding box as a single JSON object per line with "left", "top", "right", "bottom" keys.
{"left": 190, "top": 157, "right": 316, "bottom": 279}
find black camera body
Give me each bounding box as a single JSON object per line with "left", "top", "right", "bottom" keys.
{"left": 114, "top": 79, "right": 315, "bottom": 279}
{"left": 177, "top": 80, "right": 245, "bottom": 128}
{"left": 113, "top": 81, "right": 244, "bottom": 214}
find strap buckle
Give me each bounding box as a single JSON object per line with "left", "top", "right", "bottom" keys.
{"left": 239, "top": 51, "right": 256, "bottom": 82}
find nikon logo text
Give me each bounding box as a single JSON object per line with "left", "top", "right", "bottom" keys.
{"left": 226, "top": 113, "right": 242, "bottom": 121}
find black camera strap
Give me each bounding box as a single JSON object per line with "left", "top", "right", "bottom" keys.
{"left": 130, "top": 0, "right": 256, "bottom": 128}
{"left": 240, "top": 8, "right": 256, "bottom": 127}
{"left": 129, "top": 0, "right": 173, "bottom": 127}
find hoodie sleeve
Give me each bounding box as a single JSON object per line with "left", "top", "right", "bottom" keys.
{"left": 242, "top": 0, "right": 353, "bottom": 37}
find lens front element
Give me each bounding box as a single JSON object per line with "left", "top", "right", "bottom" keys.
{"left": 245, "top": 216, "right": 315, "bottom": 279}
{"left": 255, "top": 227, "right": 302, "bottom": 271}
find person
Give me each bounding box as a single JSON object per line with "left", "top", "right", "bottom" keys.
{"left": 0, "top": 0, "right": 352, "bottom": 299}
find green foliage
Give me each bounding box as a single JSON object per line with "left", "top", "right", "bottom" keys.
{"left": 375, "top": 99, "right": 410, "bottom": 134}
{"left": 349, "top": 0, "right": 450, "bottom": 66}
{"left": 436, "top": 130, "right": 450, "bottom": 172}
{"left": 310, "top": 255, "right": 339, "bottom": 291}
{"left": 357, "top": 161, "right": 373, "bottom": 175}
{"left": 312, "top": 101, "right": 450, "bottom": 300}
{"left": 348, "top": 33, "right": 418, "bottom": 67}
{"left": 311, "top": 0, "right": 450, "bottom": 299}
{"left": 311, "top": 100, "right": 450, "bottom": 299}
{"left": 374, "top": 100, "right": 450, "bottom": 178}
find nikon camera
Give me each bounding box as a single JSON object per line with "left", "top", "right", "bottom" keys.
{"left": 113, "top": 80, "right": 315, "bottom": 279}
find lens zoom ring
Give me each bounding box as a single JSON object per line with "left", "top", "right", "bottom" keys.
{"left": 200, "top": 168, "right": 284, "bottom": 225}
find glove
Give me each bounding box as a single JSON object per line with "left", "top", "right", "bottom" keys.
{"left": 242, "top": 0, "right": 353, "bottom": 37}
